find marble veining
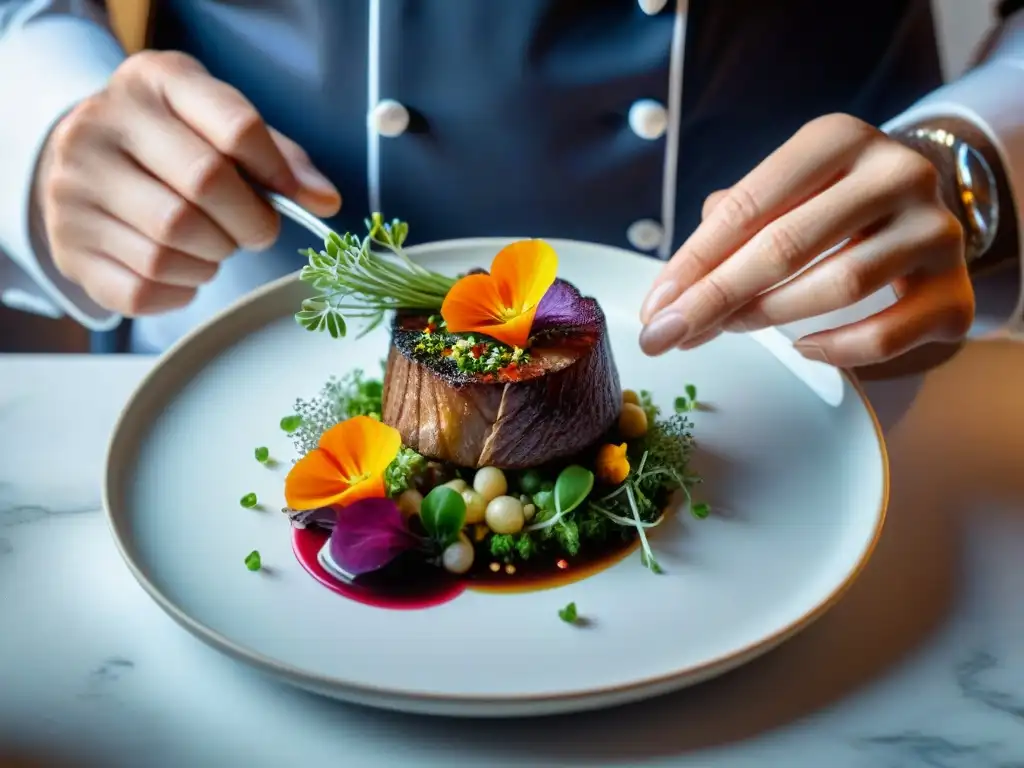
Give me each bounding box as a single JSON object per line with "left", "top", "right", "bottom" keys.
{"left": 1, "top": 350, "right": 1023, "bottom": 767}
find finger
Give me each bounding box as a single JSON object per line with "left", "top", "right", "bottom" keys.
{"left": 641, "top": 115, "right": 876, "bottom": 322}
{"left": 120, "top": 105, "right": 281, "bottom": 250}
{"left": 269, "top": 128, "right": 342, "bottom": 217}
{"left": 150, "top": 54, "right": 300, "bottom": 195}
{"left": 63, "top": 205, "right": 220, "bottom": 288}
{"left": 86, "top": 151, "right": 237, "bottom": 262}
{"left": 792, "top": 268, "right": 975, "bottom": 368}
{"left": 724, "top": 207, "right": 964, "bottom": 331}
{"left": 69, "top": 249, "right": 198, "bottom": 317}
{"left": 676, "top": 325, "right": 722, "bottom": 350}
{"left": 701, "top": 189, "right": 729, "bottom": 221}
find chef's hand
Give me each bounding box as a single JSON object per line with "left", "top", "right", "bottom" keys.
{"left": 639, "top": 113, "right": 975, "bottom": 368}
{"left": 35, "top": 51, "right": 341, "bottom": 316}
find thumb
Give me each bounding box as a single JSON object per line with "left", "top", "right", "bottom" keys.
{"left": 701, "top": 188, "right": 729, "bottom": 221}
{"left": 269, "top": 128, "right": 342, "bottom": 218}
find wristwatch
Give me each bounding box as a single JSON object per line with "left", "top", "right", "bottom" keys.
{"left": 892, "top": 124, "right": 1000, "bottom": 264}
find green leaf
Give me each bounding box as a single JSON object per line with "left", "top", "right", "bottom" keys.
{"left": 254, "top": 447, "right": 270, "bottom": 464}
{"left": 280, "top": 414, "right": 303, "bottom": 433}
{"left": 685, "top": 383, "right": 698, "bottom": 401}
{"left": 519, "top": 469, "right": 544, "bottom": 495}
{"left": 558, "top": 602, "right": 578, "bottom": 624}
{"left": 553, "top": 465, "right": 594, "bottom": 517}
{"left": 244, "top": 550, "right": 262, "bottom": 571}
{"left": 419, "top": 486, "right": 466, "bottom": 546}
{"left": 673, "top": 396, "right": 690, "bottom": 413}
{"left": 240, "top": 493, "right": 258, "bottom": 509}
{"left": 691, "top": 501, "right": 711, "bottom": 519}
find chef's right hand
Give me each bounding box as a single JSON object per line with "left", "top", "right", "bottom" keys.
{"left": 34, "top": 50, "right": 342, "bottom": 316}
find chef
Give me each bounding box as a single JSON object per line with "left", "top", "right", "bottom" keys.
{"left": 0, "top": 0, "right": 1021, "bottom": 366}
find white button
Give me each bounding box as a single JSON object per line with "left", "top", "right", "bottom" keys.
{"left": 627, "top": 219, "right": 665, "bottom": 252}
{"left": 638, "top": 0, "right": 669, "bottom": 14}
{"left": 628, "top": 99, "right": 668, "bottom": 140}
{"left": 370, "top": 99, "right": 410, "bottom": 138}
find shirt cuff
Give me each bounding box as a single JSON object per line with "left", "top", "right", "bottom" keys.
{"left": 0, "top": 15, "right": 126, "bottom": 332}
{"left": 881, "top": 12, "right": 1024, "bottom": 335}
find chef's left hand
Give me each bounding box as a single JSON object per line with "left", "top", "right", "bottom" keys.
{"left": 638, "top": 113, "right": 975, "bottom": 367}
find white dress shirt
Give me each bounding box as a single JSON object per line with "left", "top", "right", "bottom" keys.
{"left": 2, "top": 0, "right": 1023, "bottom": 350}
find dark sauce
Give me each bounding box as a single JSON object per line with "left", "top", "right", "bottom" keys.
{"left": 292, "top": 527, "right": 465, "bottom": 610}
{"left": 292, "top": 525, "right": 639, "bottom": 609}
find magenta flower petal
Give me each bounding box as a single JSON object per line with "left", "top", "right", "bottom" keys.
{"left": 533, "top": 279, "right": 601, "bottom": 333}
{"left": 328, "top": 498, "right": 422, "bottom": 576}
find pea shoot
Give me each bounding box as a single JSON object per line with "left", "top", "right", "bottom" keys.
{"left": 244, "top": 550, "right": 262, "bottom": 571}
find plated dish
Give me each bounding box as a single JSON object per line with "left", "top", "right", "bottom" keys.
{"left": 104, "top": 230, "right": 887, "bottom": 716}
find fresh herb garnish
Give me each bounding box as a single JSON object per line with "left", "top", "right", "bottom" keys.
{"left": 419, "top": 486, "right": 467, "bottom": 548}
{"left": 280, "top": 414, "right": 303, "bottom": 433}
{"left": 558, "top": 602, "right": 579, "bottom": 624}
{"left": 244, "top": 550, "right": 262, "bottom": 571}
{"left": 254, "top": 446, "right": 270, "bottom": 464}
{"left": 691, "top": 501, "right": 711, "bottom": 519}
{"left": 413, "top": 319, "right": 531, "bottom": 376}
{"left": 295, "top": 214, "right": 457, "bottom": 338}
{"left": 240, "top": 493, "right": 258, "bottom": 509}
{"left": 673, "top": 383, "right": 700, "bottom": 413}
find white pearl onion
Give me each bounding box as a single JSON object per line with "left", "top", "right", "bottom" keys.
{"left": 396, "top": 489, "right": 423, "bottom": 518}
{"left": 473, "top": 466, "right": 508, "bottom": 503}
{"left": 443, "top": 478, "right": 469, "bottom": 494}
{"left": 442, "top": 534, "right": 475, "bottom": 575}
{"left": 485, "top": 495, "right": 525, "bottom": 535}
{"left": 461, "top": 489, "right": 487, "bottom": 524}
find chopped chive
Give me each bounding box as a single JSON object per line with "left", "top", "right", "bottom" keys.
{"left": 254, "top": 446, "right": 270, "bottom": 463}
{"left": 558, "top": 601, "right": 578, "bottom": 624}
{"left": 240, "top": 493, "right": 258, "bottom": 509}
{"left": 244, "top": 550, "right": 262, "bottom": 571}
{"left": 280, "top": 414, "right": 303, "bottom": 433}
{"left": 691, "top": 501, "right": 710, "bottom": 519}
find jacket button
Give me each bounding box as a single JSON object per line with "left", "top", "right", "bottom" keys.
{"left": 627, "top": 219, "right": 665, "bottom": 252}
{"left": 637, "top": 0, "right": 669, "bottom": 14}
{"left": 628, "top": 99, "right": 668, "bottom": 140}
{"left": 370, "top": 99, "right": 410, "bottom": 137}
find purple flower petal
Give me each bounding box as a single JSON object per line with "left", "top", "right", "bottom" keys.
{"left": 533, "top": 279, "right": 601, "bottom": 332}
{"left": 328, "top": 498, "right": 423, "bottom": 576}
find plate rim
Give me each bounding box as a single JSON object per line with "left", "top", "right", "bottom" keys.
{"left": 102, "top": 236, "right": 890, "bottom": 712}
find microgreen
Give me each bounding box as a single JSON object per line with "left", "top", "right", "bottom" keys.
{"left": 691, "top": 502, "right": 711, "bottom": 519}
{"left": 526, "top": 465, "right": 593, "bottom": 533}
{"left": 240, "top": 493, "right": 258, "bottom": 509}
{"left": 244, "top": 550, "right": 262, "bottom": 571}
{"left": 254, "top": 446, "right": 270, "bottom": 464}
{"left": 558, "top": 602, "right": 579, "bottom": 624}
{"left": 295, "top": 215, "right": 456, "bottom": 339}
{"left": 419, "top": 486, "right": 466, "bottom": 547}
{"left": 280, "top": 414, "right": 303, "bottom": 433}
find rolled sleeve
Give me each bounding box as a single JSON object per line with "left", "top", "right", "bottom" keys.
{"left": 0, "top": 11, "right": 125, "bottom": 330}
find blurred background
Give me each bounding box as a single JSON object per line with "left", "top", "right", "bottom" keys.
{"left": 0, "top": 0, "right": 998, "bottom": 354}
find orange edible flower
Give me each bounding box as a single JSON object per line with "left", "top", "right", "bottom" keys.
{"left": 284, "top": 416, "right": 402, "bottom": 511}
{"left": 596, "top": 443, "right": 630, "bottom": 485}
{"left": 440, "top": 239, "right": 558, "bottom": 349}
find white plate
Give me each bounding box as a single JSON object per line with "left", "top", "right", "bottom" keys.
{"left": 103, "top": 238, "right": 888, "bottom": 717}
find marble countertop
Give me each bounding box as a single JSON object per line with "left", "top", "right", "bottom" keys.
{"left": 1, "top": 340, "right": 1023, "bottom": 768}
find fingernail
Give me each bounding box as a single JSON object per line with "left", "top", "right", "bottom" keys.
{"left": 641, "top": 280, "right": 679, "bottom": 323}
{"left": 639, "top": 311, "right": 689, "bottom": 355}
{"left": 794, "top": 341, "right": 830, "bottom": 364}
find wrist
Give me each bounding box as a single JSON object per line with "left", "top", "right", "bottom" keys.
{"left": 889, "top": 117, "right": 1018, "bottom": 277}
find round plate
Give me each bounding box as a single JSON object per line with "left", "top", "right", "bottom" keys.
{"left": 104, "top": 238, "right": 888, "bottom": 717}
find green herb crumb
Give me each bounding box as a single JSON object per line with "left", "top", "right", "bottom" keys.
{"left": 280, "top": 414, "right": 303, "bottom": 433}
{"left": 691, "top": 501, "right": 711, "bottom": 519}
{"left": 244, "top": 550, "right": 262, "bottom": 571}
{"left": 240, "top": 493, "right": 258, "bottom": 509}
{"left": 254, "top": 446, "right": 270, "bottom": 463}
{"left": 558, "top": 602, "right": 579, "bottom": 624}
